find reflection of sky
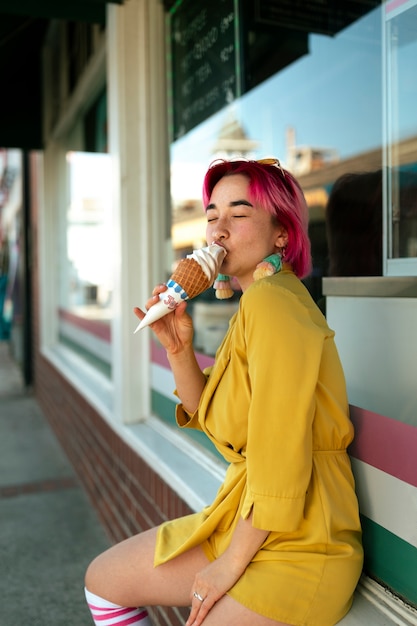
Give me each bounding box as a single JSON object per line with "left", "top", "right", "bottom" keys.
{"left": 389, "top": 3, "right": 417, "bottom": 141}
{"left": 67, "top": 151, "right": 112, "bottom": 202}
{"left": 172, "top": 4, "right": 416, "bottom": 176}
{"left": 66, "top": 152, "right": 113, "bottom": 287}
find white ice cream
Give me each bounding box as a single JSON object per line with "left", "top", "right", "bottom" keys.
{"left": 186, "top": 243, "right": 226, "bottom": 281}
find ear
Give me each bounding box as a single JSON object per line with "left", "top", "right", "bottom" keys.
{"left": 274, "top": 226, "right": 288, "bottom": 250}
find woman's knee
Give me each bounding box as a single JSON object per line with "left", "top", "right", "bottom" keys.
{"left": 85, "top": 528, "right": 159, "bottom": 603}
{"left": 85, "top": 549, "right": 108, "bottom": 594}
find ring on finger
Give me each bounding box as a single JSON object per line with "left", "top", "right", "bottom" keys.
{"left": 193, "top": 591, "right": 204, "bottom": 602}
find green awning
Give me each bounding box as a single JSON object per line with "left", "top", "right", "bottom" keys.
{"left": 0, "top": 1, "right": 123, "bottom": 24}
{"left": 0, "top": 1, "right": 123, "bottom": 149}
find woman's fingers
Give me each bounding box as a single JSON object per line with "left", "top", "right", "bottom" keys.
{"left": 151, "top": 283, "right": 167, "bottom": 298}
{"left": 186, "top": 591, "right": 212, "bottom": 626}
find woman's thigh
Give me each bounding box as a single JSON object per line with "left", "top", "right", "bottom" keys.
{"left": 204, "top": 594, "right": 291, "bottom": 626}
{"left": 85, "top": 526, "right": 210, "bottom": 608}
{"left": 85, "top": 527, "right": 292, "bottom": 625}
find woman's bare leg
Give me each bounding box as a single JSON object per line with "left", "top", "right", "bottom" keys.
{"left": 85, "top": 526, "right": 292, "bottom": 626}
{"left": 202, "top": 595, "right": 292, "bottom": 626}
{"left": 85, "top": 526, "right": 210, "bottom": 608}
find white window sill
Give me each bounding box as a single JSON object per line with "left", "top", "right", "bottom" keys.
{"left": 341, "top": 576, "right": 417, "bottom": 625}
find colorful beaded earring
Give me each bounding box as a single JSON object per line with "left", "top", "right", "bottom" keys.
{"left": 214, "top": 273, "right": 234, "bottom": 299}
{"left": 253, "top": 252, "right": 282, "bottom": 281}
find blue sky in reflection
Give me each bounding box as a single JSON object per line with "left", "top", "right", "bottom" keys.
{"left": 172, "top": 3, "right": 417, "bottom": 178}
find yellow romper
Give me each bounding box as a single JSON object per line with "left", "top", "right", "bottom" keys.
{"left": 155, "top": 269, "right": 363, "bottom": 626}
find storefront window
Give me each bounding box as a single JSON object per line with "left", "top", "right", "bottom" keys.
{"left": 58, "top": 151, "right": 113, "bottom": 376}
{"left": 384, "top": 0, "right": 417, "bottom": 274}
{"left": 169, "top": 0, "right": 384, "bottom": 353}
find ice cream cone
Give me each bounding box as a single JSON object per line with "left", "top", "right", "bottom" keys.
{"left": 134, "top": 243, "right": 226, "bottom": 332}
{"left": 170, "top": 258, "right": 211, "bottom": 299}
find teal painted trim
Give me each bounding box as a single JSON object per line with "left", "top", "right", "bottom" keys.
{"left": 151, "top": 390, "right": 225, "bottom": 462}
{"left": 361, "top": 514, "right": 417, "bottom": 607}
{"left": 58, "top": 334, "right": 111, "bottom": 378}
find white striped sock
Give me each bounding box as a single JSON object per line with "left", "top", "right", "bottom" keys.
{"left": 85, "top": 588, "right": 152, "bottom": 625}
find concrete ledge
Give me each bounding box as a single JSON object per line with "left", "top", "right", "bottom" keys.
{"left": 339, "top": 576, "right": 417, "bottom": 625}
{"left": 323, "top": 276, "right": 417, "bottom": 298}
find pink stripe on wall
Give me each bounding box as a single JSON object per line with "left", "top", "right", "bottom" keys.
{"left": 151, "top": 339, "right": 214, "bottom": 371}
{"left": 58, "top": 308, "right": 111, "bottom": 342}
{"left": 349, "top": 405, "right": 417, "bottom": 488}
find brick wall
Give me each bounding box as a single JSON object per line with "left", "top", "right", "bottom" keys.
{"left": 35, "top": 355, "right": 192, "bottom": 625}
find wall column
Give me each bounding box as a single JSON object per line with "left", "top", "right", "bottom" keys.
{"left": 107, "top": 0, "right": 170, "bottom": 423}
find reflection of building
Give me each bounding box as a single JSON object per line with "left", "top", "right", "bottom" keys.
{"left": 211, "top": 109, "right": 259, "bottom": 157}
{"left": 298, "top": 134, "right": 417, "bottom": 239}
{"left": 287, "top": 146, "right": 339, "bottom": 176}
{"left": 286, "top": 126, "right": 339, "bottom": 176}
{"left": 172, "top": 111, "right": 259, "bottom": 253}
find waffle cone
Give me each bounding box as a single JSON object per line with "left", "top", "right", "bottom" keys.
{"left": 170, "top": 258, "right": 211, "bottom": 299}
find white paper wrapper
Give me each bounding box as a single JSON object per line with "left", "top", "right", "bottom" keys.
{"left": 134, "top": 280, "right": 189, "bottom": 332}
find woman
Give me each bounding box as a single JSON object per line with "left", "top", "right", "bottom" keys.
{"left": 85, "top": 158, "right": 363, "bottom": 626}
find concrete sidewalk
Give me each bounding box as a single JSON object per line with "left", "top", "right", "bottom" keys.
{"left": 0, "top": 341, "right": 110, "bottom": 625}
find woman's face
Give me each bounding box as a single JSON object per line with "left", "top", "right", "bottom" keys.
{"left": 205, "top": 174, "right": 287, "bottom": 291}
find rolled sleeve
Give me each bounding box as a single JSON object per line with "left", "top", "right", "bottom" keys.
{"left": 174, "top": 366, "right": 213, "bottom": 430}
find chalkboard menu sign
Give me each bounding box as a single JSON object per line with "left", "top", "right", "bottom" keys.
{"left": 255, "top": 0, "right": 379, "bottom": 37}
{"left": 170, "top": 0, "right": 239, "bottom": 140}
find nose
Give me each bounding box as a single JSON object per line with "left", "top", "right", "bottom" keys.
{"left": 211, "top": 220, "right": 229, "bottom": 241}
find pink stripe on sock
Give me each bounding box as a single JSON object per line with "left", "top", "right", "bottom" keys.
{"left": 88, "top": 604, "right": 134, "bottom": 619}
{"left": 119, "top": 612, "right": 149, "bottom": 625}
{"left": 87, "top": 603, "right": 149, "bottom": 624}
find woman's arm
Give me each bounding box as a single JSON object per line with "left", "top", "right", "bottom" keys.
{"left": 134, "top": 285, "right": 206, "bottom": 413}
{"left": 220, "top": 510, "right": 269, "bottom": 572}
{"left": 167, "top": 348, "right": 207, "bottom": 414}
{"left": 186, "top": 511, "right": 269, "bottom": 626}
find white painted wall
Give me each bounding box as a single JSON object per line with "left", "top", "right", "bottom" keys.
{"left": 326, "top": 296, "right": 417, "bottom": 425}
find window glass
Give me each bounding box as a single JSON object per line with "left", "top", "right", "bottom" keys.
{"left": 169, "top": 2, "right": 384, "bottom": 354}
{"left": 384, "top": 0, "right": 417, "bottom": 269}
{"left": 58, "top": 151, "right": 113, "bottom": 376}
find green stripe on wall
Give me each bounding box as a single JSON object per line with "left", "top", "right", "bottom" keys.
{"left": 59, "top": 334, "right": 111, "bottom": 378}
{"left": 151, "top": 390, "right": 225, "bottom": 463}
{"left": 361, "top": 514, "right": 417, "bottom": 607}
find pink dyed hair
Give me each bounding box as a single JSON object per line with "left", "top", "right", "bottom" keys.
{"left": 202, "top": 159, "right": 312, "bottom": 279}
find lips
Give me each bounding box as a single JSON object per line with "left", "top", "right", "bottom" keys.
{"left": 211, "top": 240, "right": 227, "bottom": 253}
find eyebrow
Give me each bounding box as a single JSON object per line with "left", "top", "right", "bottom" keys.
{"left": 205, "top": 199, "right": 254, "bottom": 212}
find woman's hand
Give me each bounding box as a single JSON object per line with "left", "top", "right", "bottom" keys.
{"left": 133, "top": 284, "right": 194, "bottom": 355}
{"left": 186, "top": 513, "right": 270, "bottom": 625}
{"left": 186, "top": 555, "right": 245, "bottom": 626}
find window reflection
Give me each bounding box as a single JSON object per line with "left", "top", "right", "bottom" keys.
{"left": 384, "top": 0, "right": 417, "bottom": 262}
{"left": 325, "top": 170, "right": 383, "bottom": 277}
{"left": 170, "top": 3, "right": 387, "bottom": 352}
{"left": 59, "top": 151, "right": 113, "bottom": 375}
